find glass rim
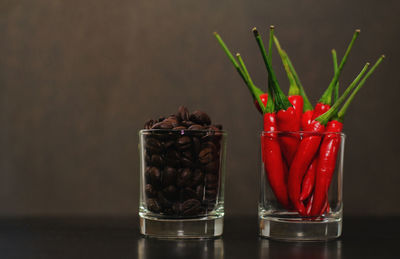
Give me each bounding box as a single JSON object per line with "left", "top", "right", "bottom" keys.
{"left": 261, "top": 130, "right": 346, "bottom": 137}
{"left": 139, "top": 129, "right": 227, "bottom": 135}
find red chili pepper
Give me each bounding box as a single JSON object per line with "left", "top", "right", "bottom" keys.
{"left": 299, "top": 157, "right": 318, "bottom": 201}
{"left": 262, "top": 112, "right": 290, "bottom": 208}
{"left": 311, "top": 57, "right": 384, "bottom": 216}
{"left": 254, "top": 93, "right": 269, "bottom": 114}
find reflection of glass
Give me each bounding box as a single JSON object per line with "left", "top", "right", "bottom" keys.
{"left": 138, "top": 129, "right": 227, "bottom": 238}
{"left": 259, "top": 131, "right": 345, "bottom": 241}
{"left": 138, "top": 237, "right": 224, "bottom": 259}
{"left": 259, "top": 238, "right": 342, "bottom": 259}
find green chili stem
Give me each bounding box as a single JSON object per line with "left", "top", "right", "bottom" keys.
{"left": 319, "top": 29, "right": 360, "bottom": 105}
{"left": 285, "top": 53, "right": 313, "bottom": 112}
{"left": 252, "top": 28, "right": 292, "bottom": 111}
{"left": 273, "top": 35, "right": 299, "bottom": 96}
{"left": 214, "top": 32, "right": 264, "bottom": 102}
{"left": 337, "top": 55, "right": 385, "bottom": 121}
{"left": 316, "top": 62, "right": 370, "bottom": 125}
{"left": 236, "top": 53, "right": 267, "bottom": 113}
{"left": 332, "top": 49, "right": 339, "bottom": 103}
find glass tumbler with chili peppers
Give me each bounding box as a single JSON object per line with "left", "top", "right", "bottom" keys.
{"left": 259, "top": 131, "right": 345, "bottom": 241}
{"left": 139, "top": 129, "right": 227, "bottom": 238}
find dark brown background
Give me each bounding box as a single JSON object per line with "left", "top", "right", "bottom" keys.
{"left": 0, "top": 0, "right": 398, "bottom": 217}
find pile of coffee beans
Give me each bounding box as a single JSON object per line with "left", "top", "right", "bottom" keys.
{"left": 142, "top": 106, "right": 224, "bottom": 217}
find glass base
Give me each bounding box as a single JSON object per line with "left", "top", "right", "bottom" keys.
{"left": 259, "top": 216, "right": 342, "bottom": 241}
{"left": 140, "top": 215, "right": 224, "bottom": 239}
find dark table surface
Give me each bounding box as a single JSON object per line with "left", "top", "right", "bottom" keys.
{"left": 0, "top": 216, "right": 398, "bottom": 259}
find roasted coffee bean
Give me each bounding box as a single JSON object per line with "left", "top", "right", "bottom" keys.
{"left": 181, "top": 150, "right": 193, "bottom": 160}
{"left": 157, "top": 192, "right": 172, "bottom": 209}
{"left": 163, "top": 185, "right": 178, "bottom": 200}
{"left": 157, "top": 117, "right": 165, "bottom": 122}
{"left": 151, "top": 154, "right": 164, "bottom": 167}
{"left": 176, "top": 136, "right": 192, "bottom": 150}
{"left": 145, "top": 153, "right": 151, "bottom": 164}
{"left": 204, "top": 160, "right": 219, "bottom": 174}
{"left": 162, "top": 140, "right": 174, "bottom": 150}
{"left": 164, "top": 117, "right": 179, "bottom": 128}
{"left": 151, "top": 121, "right": 173, "bottom": 129}
{"left": 205, "top": 173, "right": 218, "bottom": 183}
{"left": 196, "top": 185, "right": 205, "bottom": 199}
{"left": 145, "top": 138, "right": 162, "bottom": 154}
{"left": 145, "top": 184, "right": 157, "bottom": 197}
{"left": 199, "top": 147, "right": 215, "bottom": 164}
{"left": 181, "top": 120, "right": 195, "bottom": 127}
{"left": 206, "top": 125, "right": 220, "bottom": 131}
{"left": 190, "top": 111, "right": 211, "bottom": 125}
{"left": 177, "top": 106, "right": 190, "bottom": 121}
{"left": 162, "top": 167, "right": 177, "bottom": 186}
{"left": 166, "top": 149, "right": 180, "bottom": 167}
{"left": 201, "top": 141, "right": 217, "bottom": 153}
{"left": 163, "top": 208, "right": 174, "bottom": 215}
{"left": 214, "top": 124, "right": 223, "bottom": 130}
{"left": 172, "top": 202, "right": 182, "bottom": 214}
{"left": 181, "top": 157, "right": 194, "bottom": 168}
{"left": 173, "top": 126, "right": 187, "bottom": 130}
{"left": 182, "top": 199, "right": 202, "bottom": 216}
{"left": 188, "top": 124, "right": 205, "bottom": 130}
{"left": 206, "top": 182, "right": 219, "bottom": 189}
{"left": 146, "top": 167, "right": 161, "bottom": 183}
{"left": 192, "top": 169, "right": 204, "bottom": 186}
{"left": 177, "top": 168, "right": 192, "bottom": 187}
{"left": 147, "top": 199, "right": 161, "bottom": 213}
{"left": 205, "top": 189, "right": 217, "bottom": 198}
{"left": 192, "top": 137, "right": 201, "bottom": 154}
{"left": 181, "top": 187, "right": 198, "bottom": 200}
{"left": 144, "top": 119, "right": 155, "bottom": 129}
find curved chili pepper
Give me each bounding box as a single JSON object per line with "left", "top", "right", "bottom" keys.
{"left": 311, "top": 56, "right": 384, "bottom": 216}
{"left": 262, "top": 112, "right": 290, "bottom": 208}
{"left": 299, "top": 157, "right": 318, "bottom": 201}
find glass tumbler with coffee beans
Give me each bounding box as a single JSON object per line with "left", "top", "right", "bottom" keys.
{"left": 138, "top": 106, "right": 227, "bottom": 238}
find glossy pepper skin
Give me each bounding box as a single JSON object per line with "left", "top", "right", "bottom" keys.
{"left": 301, "top": 110, "right": 314, "bottom": 129}
{"left": 310, "top": 120, "right": 343, "bottom": 216}
{"left": 262, "top": 113, "right": 290, "bottom": 209}
{"left": 312, "top": 103, "right": 331, "bottom": 120}
{"left": 287, "top": 120, "right": 325, "bottom": 215}
{"left": 300, "top": 157, "right": 318, "bottom": 201}
{"left": 276, "top": 106, "right": 299, "bottom": 165}
{"left": 254, "top": 93, "right": 268, "bottom": 114}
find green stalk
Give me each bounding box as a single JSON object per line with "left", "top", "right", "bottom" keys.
{"left": 319, "top": 29, "right": 361, "bottom": 105}
{"left": 273, "top": 35, "right": 299, "bottom": 96}
{"left": 336, "top": 55, "right": 385, "bottom": 121}
{"left": 214, "top": 32, "right": 264, "bottom": 101}
{"left": 332, "top": 49, "right": 339, "bottom": 103}
{"left": 316, "top": 62, "right": 370, "bottom": 125}
{"left": 252, "top": 28, "right": 292, "bottom": 111}
{"left": 285, "top": 53, "right": 313, "bottom": 112}
{"left": 267, "top": 26, "right": 275, "bottom": 93}
{"left": 236, "top": 53, "right": 266, "bottom": 113}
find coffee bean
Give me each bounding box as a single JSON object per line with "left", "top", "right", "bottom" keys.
{"left": 206, "top": 182, "right": 219, "bottom": 189}
{"left": 205, "top": 189, "right": 217, "bottom": 198}
{"left": 204, "top": 160, "right": 219, "bottom": 174}
{"left": 205, "top": 173, "right": 218, "bottom": 183}
{"left": 196, "top": 185, "right": 205, "bottom": 199}
{"left": 162, "top": 167, "right": 177, "bottom": 186}
{"left": 163, "top": 185, "right": 178, "bottom": 200}
{"left": 199, "top": 147, "right": 215, "bottom": 164}
{"left": 192, "top": 169, "right": 204, "bottom": 186}
{"left": 151, "top": 121, "right": 173, "bottom": 129}
{"left": 145, "top": 184, "right": 157, "bottom": 197}
{"left": 177, "top": 106, "right": 190, "bottom": 121}
{"left": 190, "top": 111, "right": 211, "bottom": 125}
{"left": 181, "top": 187, "right": 198, "bottom": 200}
{"left": 177, "top": 168, "right": 192, "bottom": 187}
{"left": 173, "top": 126, "right": 186, "bottom": 130}
{"left": 151, "top": 154, "right": 164, "bottom": 167}
{"left": 214, "top": 124, "right": 223, "bottom": 130}
{"left": 191, "top": 137, "right": 201, "bottom": 154}
{"left": 145, "top": 153, "right": 151, "bottom": 164}
{"left": 144, "top": 119, "right": 155, "bottom": 129}
{"left": 201, "top": 141, "right": 217, "bottom": 153}
{"left": 181, "top": 157, "right": 194, "bottom": 168}
{"left": 147, "top": 199, "right": 161, "bottom": 213}
{"left": 176, "top": 136, "right": 192, "bottom": 150}
{"left": 164, "top": 117, "right": 179, "bottom": 128}
{"left": 166, "top": 149, "right": 180, "bottom": 167}
{"left": 181, "top": 120, "right": 195, "bottom": 127}
{"left": 188, "top": 124, "right": 205, "bottom": 130}
{"left": 157, "top": 192, "right": 172, "bottom": 209}
{"left": 172, "top": 202, "right": 182, "bottom": 214}
{"left": 145, "top": 138, "right": 162, "bottom": 154}
{"left": 182, "top": 199, "right": 202, "bottom": 216}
